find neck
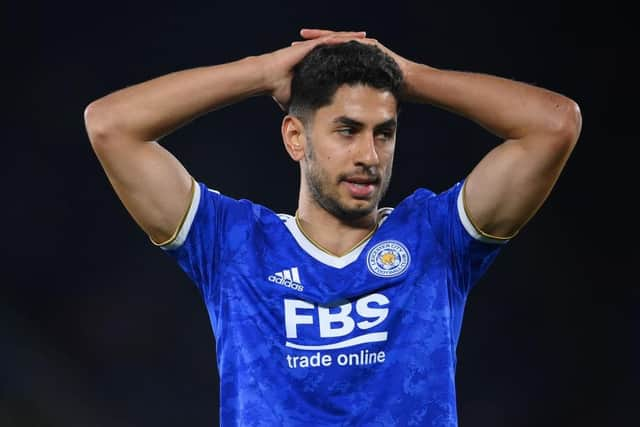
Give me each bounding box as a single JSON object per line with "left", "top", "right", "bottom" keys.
{"left": 296, "top": 193, "right": 378, "bottom": 257}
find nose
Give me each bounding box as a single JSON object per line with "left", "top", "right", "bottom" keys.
{"left": 354, "top": 133, "right": 380, "bottom": 168}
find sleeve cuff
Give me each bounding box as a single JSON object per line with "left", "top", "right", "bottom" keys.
{"left": 456, "top": 181, "right": 511, "bottom": 245}
{"left": 150, "top": 177, "right": 202, "bottom": 250}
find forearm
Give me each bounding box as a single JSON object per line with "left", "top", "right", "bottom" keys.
{"left": 403, "top": 62, "right": 579, "bottom": 140}
{"left": 85, "top": 55, "right": 267, "bottom": 142}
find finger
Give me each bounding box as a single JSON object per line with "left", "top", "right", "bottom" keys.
{"left": 318, "top": 35, "right": 365, "bottom": 46}
{"left": 356, "top": 37, "right": 379, "bottom": 45}
{"left": 300, "top": 28, "right": 366, "bottom": 39}
{"left": 291, "top": 41, "right": 306, "bottom": 46}
{"left": 325, "top": 34, "right": 375, "bottom": 44}
{"left": 289, "top": 35, "right": 336, "bottom": 46}
{"left": 309, "top": 30, "right": 367, "bottom": 38}
{"left": 300, "top": 29, "right": 332, "bottom": 38}
{"left": 289, "top": 33, "right": 368, "bottom": 49}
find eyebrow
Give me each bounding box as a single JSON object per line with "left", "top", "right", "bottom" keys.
{"left": 332, "top": 116, "right": 397, "bottom": 131}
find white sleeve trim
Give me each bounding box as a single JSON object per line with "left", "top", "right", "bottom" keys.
{"left": 456, "top": 184, "right": 509, "bottom": 245}
{"left": 158, "top": 181, "right": 202, "bottom": 251}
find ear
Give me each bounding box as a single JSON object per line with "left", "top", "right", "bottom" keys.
{"left": 281, "top": 115, "right": 307, "bottom": 162}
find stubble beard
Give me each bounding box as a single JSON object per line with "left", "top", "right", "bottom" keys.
{"left": 303, "top": 139, "right": 392, "bottom": 222}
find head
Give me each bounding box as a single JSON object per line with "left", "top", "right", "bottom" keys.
{"left": 282, "top": 41, "right": 404, "bottom": 221}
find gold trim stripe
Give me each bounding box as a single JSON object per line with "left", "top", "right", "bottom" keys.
{"left": 294, "top": 212, "right": 378, "bottom": 258}
{"left": 150, "top": 176, "right": 197, "bottom": 247}
{"left": 461, "top": 180, "right": 517, "bottom": 241}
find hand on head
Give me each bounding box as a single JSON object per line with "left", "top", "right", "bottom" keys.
{"left": 298, "top": 29, "right": 409, "bottom": 70}
{"left": 266, "top": 30, "right": 367, "bottom": 110}
{"left": 266, "top": 29, "right": 411, "bottom": 110}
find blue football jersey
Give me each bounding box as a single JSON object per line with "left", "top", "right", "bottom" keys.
{"left": 154, "top": 177, "right": 506, "bottom": 426}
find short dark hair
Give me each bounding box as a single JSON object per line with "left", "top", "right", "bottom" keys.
{"left": 288, "top": 41, "right": 404, "bottom": 121}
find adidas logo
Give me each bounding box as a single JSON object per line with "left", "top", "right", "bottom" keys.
{"left": 268, "top": 267, "right": 304, "bottom": 292}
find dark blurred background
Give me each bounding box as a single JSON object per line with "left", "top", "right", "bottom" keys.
{"left": 2, "top": 1, "right": 632, "bottom": 426}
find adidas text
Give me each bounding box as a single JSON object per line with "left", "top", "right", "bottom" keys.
{"left": 268, "top": 267, "right": 304, "bottom": 292}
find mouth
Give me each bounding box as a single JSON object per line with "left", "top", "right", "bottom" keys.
{"left": 341, "top": 176, "right": 379, "bottom": 199}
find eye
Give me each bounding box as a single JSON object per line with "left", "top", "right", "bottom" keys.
{"left": 376, "top": 131, "right": 395, "bottom": 141}
{"left": 337, "top": 128, "right": 355, "bottom": 136}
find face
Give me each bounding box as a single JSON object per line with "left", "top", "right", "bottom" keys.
{"left": 302, "top": 84, "right": 398, "bottom": 221}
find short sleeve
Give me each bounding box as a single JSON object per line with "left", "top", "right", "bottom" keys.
{"left": 150, "top": 178, "right": 251, "bottom": 300}
{"left": 425, "top": 178, "right": 507, "bottom": 297}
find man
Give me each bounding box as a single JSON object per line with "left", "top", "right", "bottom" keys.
{"left": 84, "top": 29, "right": 581, "bottom": 426}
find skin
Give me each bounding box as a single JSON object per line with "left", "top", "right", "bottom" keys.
{"left": 84, "top": 28, "right": 581, "bottom": 257}
{"left": 84, "top": 30, "right": 367, "bottom": 247}
{"left": 299, "top": 29, "right": 582, "bottom": 243}
{"left": 282, "top": 85, "right": 398, "bottom": 255}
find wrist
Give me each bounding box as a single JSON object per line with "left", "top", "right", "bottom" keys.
{"left": 250, "top": 53, "right": 280, "bottom": 96}
{"left": 240, "top": 55, "right": 271, "bottom": 96}
{"left": 401, "top": 61, "right": 436, "bottom": 102}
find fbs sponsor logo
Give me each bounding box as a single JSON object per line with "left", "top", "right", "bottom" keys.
{"left": 284, "top": 293, "right": 389, "bottom": 350}
{"left": 268, "top": 267, "right": 304, "bottom": 292}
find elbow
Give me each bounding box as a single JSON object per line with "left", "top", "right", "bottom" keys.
{"left": 84, "top": 99, "right": 111, "bottom": 146}
{"left": 560, "top": 99, "right": 582, "bottom": 144}
{"left": 546, "top": 98, "right": 582, "bottom": 153}
{"left": 84, "top": 98, "right": 123, "bottom": 147}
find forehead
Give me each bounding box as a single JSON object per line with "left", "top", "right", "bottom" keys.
{"left": 314, "top": 84, "right": 398, "bottom": 125}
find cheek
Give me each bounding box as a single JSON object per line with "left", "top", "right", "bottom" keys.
{"left": 377, "top": 145, "right": 394, "bottom": 164}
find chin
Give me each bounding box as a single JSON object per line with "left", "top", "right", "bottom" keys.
{"left": 312, "top": 187, "right": 380, "bottom": 221}
{"left": 336, "top": 199, "right": 378, "bottom": 219}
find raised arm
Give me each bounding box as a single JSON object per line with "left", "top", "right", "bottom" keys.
{"left": 402, "top": 63, "right": 582, "bottom": 239}
{"left": 83, "top": 32, "right": 365, "bottom": 245}
{"left": 300, "top": 28, "right": 582, "bottom": 239}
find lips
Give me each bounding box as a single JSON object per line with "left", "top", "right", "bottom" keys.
{"left": 342, "top": 176, "right": 379, "bottom": 198}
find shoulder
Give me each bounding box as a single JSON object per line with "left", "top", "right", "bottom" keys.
{"left": 190, "top": 181, "right": 289, "bottom": 234}
{"left": 384, "top": 183, "right": 458, "bottom": 216}
{"left": 375, "top": 181, "right": 465, "bottom": 236}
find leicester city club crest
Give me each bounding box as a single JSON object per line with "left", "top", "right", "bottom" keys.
{"left": 367, "top": 240, "right": 411, "bottom": 278}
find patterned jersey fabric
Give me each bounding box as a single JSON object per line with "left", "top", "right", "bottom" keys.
{"left": 156, "top": 178, "right": 506, "bottom": 426}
